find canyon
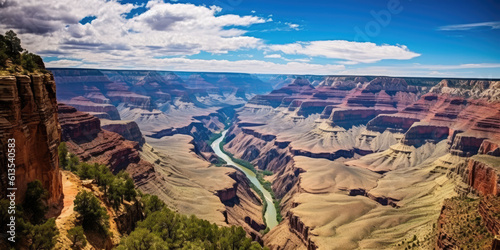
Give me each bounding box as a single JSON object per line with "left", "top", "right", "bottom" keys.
{"left": 3, "top": 67, "right": 499, "bottom": 249}
{"left": 221, "top": 76, "right": 500, "bottom": 249}
{"left": 51, "top": 69, "right": 500, "bottom": 249}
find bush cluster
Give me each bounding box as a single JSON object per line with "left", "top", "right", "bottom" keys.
{"left": 60, "top": 142, "right": 263, "bottom": 249}
{"left": 0, "top": 180, "right": 59, "bottom": 249}
{"left": 0, "top": 30, "right": 45, "bottom": 72}
{"left": 118, "top": 194, "right": 266, "bottom": 250}
{"left": 59, "top": 142, "right": 136, "bottom": 211}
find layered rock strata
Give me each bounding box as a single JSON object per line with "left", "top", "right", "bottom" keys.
{"left": 0, "top": 74, "right": 62, "bottom": 205}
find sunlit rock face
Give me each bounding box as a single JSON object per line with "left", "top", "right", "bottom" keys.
{"left": 0, "top": 74, "right": 62, "bottom": 205}
{"left": 224, "top": 75, "right": 500, "bottom": 249}
{"left": 58, "top": 103, "right": 154, "bottom": 179}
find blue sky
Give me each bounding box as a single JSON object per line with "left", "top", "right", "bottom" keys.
{"left": 1, "top": 0, "right": 499, "bottom": 77}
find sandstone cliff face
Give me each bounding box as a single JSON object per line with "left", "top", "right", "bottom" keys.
{"left": 221, "top": 170, "right": 267, "bottom": 241}
{"left": 479, "top": 195, "right": 500, "bottom": 237}
{"left": 100, "top": 119, "right": 145, "bottom": 145}
{"left": 430, "top": 79, "right": 500, "bottom": 101}
{"left": 226, "top": 76, "right": 500, "bottom": 249}
{"left": 63, "top": 96, "right": 121, "bottom": 120}
{"left": 58, "top": 103, "right": 156, "bottom": 183}
{"left": 467, "top": 156, "right": 500, "bottom": 196}
{"left": 287, "top": 212, "right": 318, "bottom": 250}
{"left": 58, "top": 103, "right": 101, "bottom": 141}
{"left": 0, "top": 74, "right": 62, "bottom": 205}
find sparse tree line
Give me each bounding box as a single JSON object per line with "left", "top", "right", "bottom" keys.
{"left": 0, "top": 30, "right": 46, "bottom": 73}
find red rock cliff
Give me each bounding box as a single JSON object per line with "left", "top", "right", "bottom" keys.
{"left": 58, "top": 103, "right": 156, "bottom": 184}
{"left": 0, "top": 74, "right": 62, "bottom": 205}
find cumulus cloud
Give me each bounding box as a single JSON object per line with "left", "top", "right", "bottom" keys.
{"left": 438, "top": 21, "right": 500, "bottom": 31}
{"left": 269, "top": 40, "right": 420, "bottom": 64}
{"left": 0, "top": 0, "right": 268, "bottom": 57}
{"left": 0, "top": 0, "right": 423, "bottom": 74}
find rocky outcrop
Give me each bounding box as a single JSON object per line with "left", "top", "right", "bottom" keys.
{"left": 430, "top": 79, "right": 500, "bottom": 101}
{"left": 100, "top": 119, "right": 145, "bottom": 145}
{"left": 478, "top": 195, "right": 500, "bottom": 236}
{"left": 63, "top": 96, "right": 121, "bottom": 120}
{"left": 329, "top": 108, "right": 397, "bottom": 128}
{"left": 114, "top": 200, "right": 145, "bottom": 235}
{"left": 467, "top": 156, "right": 500, "bottom": 196}
{"left": 436, "top": 197, "right": 494, "bottom": 249}
{"left": 217, "top": 181, "right": 238, "bottom": 203}
{"left": 287, "top": 212, "right": 318, "bottom": 250}
{"left": 366, "top": 114, "right": 420, "bottom": 133}
{"left": 449, "top": 133, "right": 485, "bottom": 157}
{"left": 58, "top": 104, "right": 156, "bottom": 182}
{"left": 222, "top": 170, "right": 267, "bottom": 236}
{"left": 0, "top": 74, "right": 62, "bottom": 205}
{"left": 58, "top": 103, "right": 101, "bottom": 141}
{"left": 106, "top": 91, "right": 153, "bottom": 110}
{"left": 401, "top": 123, "right": 449, "bottom": 147}
{"left": 479, "top": 140, "right": 500, "bottom": 156}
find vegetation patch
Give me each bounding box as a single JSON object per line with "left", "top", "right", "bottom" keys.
{"left": 57, "top": 142, "right": 267, "bottom": 249}
{"left": 0, "top": 180, "right": 59, "bottom": 249}
{"left": 0, "top": 30, "right": 47, "bottom": 75}
{"left": 432, "top": 196, "right": 494, "bottom": 250}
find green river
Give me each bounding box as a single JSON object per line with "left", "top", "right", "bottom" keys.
{"left": 211, "top": 130, "right": 279, "bottom": 229}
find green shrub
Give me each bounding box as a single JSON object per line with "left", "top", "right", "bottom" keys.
{"left": 77, "top": 163, "right": 95, "bottom": 179}
{"left": 58, "top": 142, "right": 69, "bottom": 169}
{"left": 74, "top": 190, "right": 109, "bottom": 233}
{"left": 68, "top": 153, "right": 80, "bottom": 172}
{"left": 124, "top": 177, "right": 136, "bottom": 201}
{"left": 67, "top": 226, "right": 87, "bottom": 249}
{"left": 143, "top": 195, "right": 164, "bottom": 216}
{"left": 0, "top": 30, "right": 45, "bottom": 72}
{"left": 25, "top": 218, "right": 59, "bottom": 250}
{"left": 23, "top": 180, "right": 49, "bottom": 224}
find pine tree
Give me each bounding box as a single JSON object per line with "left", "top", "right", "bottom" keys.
{"left": 67, "top": 226, "right": 87, "bottom": 249}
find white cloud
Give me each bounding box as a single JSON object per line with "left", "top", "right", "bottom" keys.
{"left": 269, "top": 40, "right": 420, "bottom": 64}
{"left": 0, "top": 0, "right": 268, "bottom": 57}
{"left": 438, "top": 21, "right": 500, "bottom": 31}
{"left": 338, "top": 63, "right": 500, "bottom": 78}
{"left": 45, "top": 59, "right": 83, "bottom": 68}
{"left": 264, "top": 54, "right": 283, "bottom": 58}
{"left": 415, "top": 63, "right": 500, "bottom": 70}
{"left": 47, "top": 57, "right": 345, "bottom": 75}
{"left": 0, "top": 0, "right": 425, "bottom": 75}
{"left": 285, "top": 22, "right": 300, "bottom": 30}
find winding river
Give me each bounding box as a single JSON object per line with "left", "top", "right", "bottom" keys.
{"left": 211, "top": 130, "right": 279, "bottom": 229}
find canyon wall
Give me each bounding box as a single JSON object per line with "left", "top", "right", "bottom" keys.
{"left": 225, "top": 76, "right": 500, "bottom": 249}
{"left": 58, "top": 103, "right": 156, "bottom": 185}
{"left": 0, "top": 74, "right": 62, "bottom": 205}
